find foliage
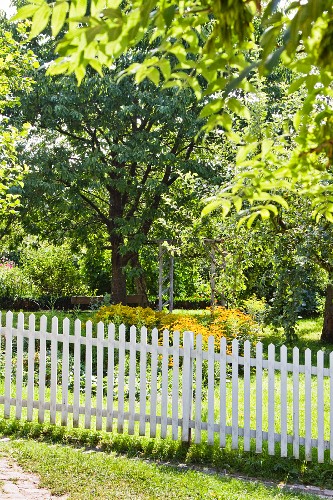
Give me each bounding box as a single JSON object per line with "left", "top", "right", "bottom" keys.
{"left": 20, "top": 243, "right": 89, "bottom": 297}
{"left": 0, "top": 257, "right": 35, "bottom": 299}
{"left": 0, "top": 23, "right": 37, "bottom": 221}
{"left": 12, "top": 1, "right": 333, "bottom": 222}
{"left": 94, "top": 304, "right": 261, "bottom": 352}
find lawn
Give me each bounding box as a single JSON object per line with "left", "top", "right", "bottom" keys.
{"left": 0, "top": 437, "right": 322, "bottom": 499}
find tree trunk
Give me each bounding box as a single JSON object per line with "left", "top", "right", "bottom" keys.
{"left": 131, "top": 253, "right": 148, "bottom": 303}
{"left": 321, "top": 283, "right": 333, "bottom": 342}
{"left": 111, "top": 237, "right": 127, "bottom": 304}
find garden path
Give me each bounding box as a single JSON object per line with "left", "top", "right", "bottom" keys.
{"left": 0, "top": 440, "right": 68, "bottom": 499}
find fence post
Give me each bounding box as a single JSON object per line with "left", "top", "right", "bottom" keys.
{"left": 182, "top": 330, "right": 194, "bottom": 443}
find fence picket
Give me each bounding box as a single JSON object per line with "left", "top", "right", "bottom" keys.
{"left": 219, "top": 337, "right": 227, "bottom": 448}
{"left": 15, "top": 312, "right": 24, "bottom": 420}
{"left": 73, "top": 319, "right": 81, "bottom": 428}
{"left": 231, "top": 338, "right": 239, "bottom": 450}
{"left": 280, "top": 345, "right": 288, "bottom": 457}
{"left": 293, "top": 347, "right": 300, "bottom": 459}
{"left": 207, "top": 336, "right": 215, "bottom": 445}
{"left": 84, "top": 321, "right": 93, "bottom": 429}
{"left": 106, "top": 323, "right": 115, "bottom": 432}
{"left": 117, "top": 324, "right": 126, "bottom": 434}
{"left": 38, "top": 315, "right": 47, "bottom": 424}
{"left": 96, "top": 322, "right": 104, "bottom": 431}
{"left": 182, "top": 331, "right": 194, "bottom": 443}
{"left": 161, "top": 329, "right": 169, "bottom": 439}
{"left": 305, "top": 348, "right": 312, "bottom": 461}
{"left": 195, "top": 334, "right": 203, "bottom": 444}
{"left": 61, "top": 318, "right": 70, "bottom": 426}
{"left": 4, "top": 311, "right": 13, "bottom": 419}
{"left": 172, "top": 330, "right": 180, "bottom": 441}
{"left": 128, "top": 326, "right": 137, "bottom": 435}
{"left": 267, "top": 343, "right": 275, "bottom": 456}
{"left": 50, "top": 316, "right": 58, "bottom": 425}
{"left": 317, "top": 350, "right": 324, "bottom": 463}
{"left": 26, "top": 314, "right": 35, "bottom": 422}
{"left": 150, "top": 328, "right": 158, "bottom": 438}
{"left": 243, "top": 340, "right": 251, "bottom": 452}
{"left": 256, "top": 342, "right": 263, "bottom": 453}
{"left": 139, "top": 327, "right": 148, "bottom": 436}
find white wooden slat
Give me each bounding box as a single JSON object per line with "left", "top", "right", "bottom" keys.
{"left": 50, "top": 316, "right": 58, "bottom": 425}
{"left": 182, "top": 331, "right": 194, "bottom": 443}
{"left": 106, "top": 323, "right": 115, "bottom": 432}
{"left": 292, "top": 347, "right": 300, "bottom": 459}
{"left": 4, "top": 311, "right": 13, "bottom": 419}
{"left": 329, "top": 351, "right": 333, "bottom": 461}
{"left": 38, "top": 315, "right": 47, "bottom": 424}
{"left": 139, "top": 327, "right": 147, "bottom": 436}
{"left": 243, "top": 340, "right": 251, "bottom": 452}
{"left": 256, "top": 342, "right": 263, "bottom": 453}
{"left": 61, "top": 317, "right": 70, "bottom": 426}
{"left": 280, "top": 345, "right": 288, "bottom": 457}
{"left": 27, "top": 314, "right": 35, "bottom": 422}
{"left": 267, "top": 343, "right": 275, "bottom": 456}
{"left": 219, "top": 337, "right": 227, "bottom": 448}
{"left": 195, "top": 334, "right": 203, "bottom": 444}
{"left": 96, "top": 322, "right": 104, "bottom": 431}
{"left": 161, "top": 329, "right": 169, "bottom": 439}
{"left": 317, "top": 350, "right": 324, "bottom": 463}
{"left": 128, "top": 326, "right": 137, "bottom": 435}
{"left": 73, "top": 319, "right": 81, "bottom": 428}
{"left": 305, "top": 348, "right": 312, "bottom": 461}
{"left": 15, "top": 312, "right": 24, "bottom": 420}
{"left": 207, "top": 335, "right": 215, "bottom": 445}
{"left": 84, "top": 321, "right": 93, "bottom": 429}
{"left": 149, "top": 328, "right": 158, "bottom": 438}
{"left": 117, "top": 324, "right": 126, "bottom": 434}
{"left": 231, "top": 338, "right": 239, "bottom": 450}
{"left": 171, "top": 330, "right": 180, "bottom": 441}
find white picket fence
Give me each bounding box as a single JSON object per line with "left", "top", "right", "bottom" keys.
{"left": 0, "top": 311, "right": 332, "bottom": 463}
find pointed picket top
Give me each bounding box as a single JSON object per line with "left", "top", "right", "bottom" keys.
{"left": 130, "top": 324, "right": 137, "bottom": 339}
{"left": 17, "top": 311, "right": 24, "bottom": 330}
{"left": 140, "top": 325, "right": 148, "bottom": 343}
{"left": 293, "top": 345, "right": 299, "bottom": 357}
{"left": 195, "top": 333, "right": 202, "bottom": 349}
{"left": 220, "top": 336, "right": 226, "bottom": 352}
{"left": 74, "top": 318, "right": 81, "bottom": 335}
{"left": 28, "top": 313, "right": 35, "bottom": 331}
{"left": 52, "top": 315, "right": 58, "bottom": 332}
{"left": 244, "top": 339, "right": 251, "bottom": 351}
{"left": 85, "top": 319, "right": 93, "bottom": 331}
{"left": 97, "top": 321, "right": 104, "bottom": 340}
{"left": 40, "top": 314, "right": 47, "bottom": 331}
{"left": 6, "top": 310, "right": 13, "bottom": 326}
{"left": 280, "top": 344, "right": 287, "bottom": 357}
{"left": 231, "top": 337, "right": 238, "bottom": 353}
{"left": 107, "top": 322, "right": 115, "bottom": 339}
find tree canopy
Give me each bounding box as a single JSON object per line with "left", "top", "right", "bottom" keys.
{"left": 12, "top": 1, "right": 333, "bottom": 223}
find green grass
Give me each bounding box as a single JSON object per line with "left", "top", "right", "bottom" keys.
{"left": 0, "top": 427, "right": 323, "bottom": 499}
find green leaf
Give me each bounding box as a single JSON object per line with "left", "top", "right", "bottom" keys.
{"left": 30, "top": 3, "right": 51, "bottom": 39}
{"left": 145, "top": 67, "right": 160, "bottom": 86}
{"left": 162, "top": 5, "right": 176, "bottom": 29}
{"left": 261, "top": 139, "right": 274, "bottom": 159}
{"left": 199, "top": 99, "right": 224, "bottom": 119}
{"left": 11, "top": 2, "right": 41, "bottom": 21}
{"left": 51, "top": 1, "right": 69, "bottom": 38}
{"left": 227, "top": 98, "right": 251, "bottom": 120}
{"left": 69, "top": 0, "right": 87, "bottom": 19}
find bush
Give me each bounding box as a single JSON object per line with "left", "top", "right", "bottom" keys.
{"left": 0, "top": 258, "right": 36, "bottom": 299}
{"left": 94, "top": 304, "right": 261, "bottom": 352}
{"left": 21, "top": 244, "right": 89, "bottom": 298}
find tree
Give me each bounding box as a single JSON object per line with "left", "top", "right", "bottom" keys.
{"left": 12, "top": 1, "right": 333, "bottom": 222}
{"left": 0, "top": 21, "right": 37, "bottom": 232}
{"left": 12, "top": 44, "right": 226, "bottom": 304}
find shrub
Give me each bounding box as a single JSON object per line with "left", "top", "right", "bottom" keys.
{"left": 21, "top": 244, "right": 89, "bottom": 298}
{"left": 94, "top": 304, "right": 261, "bottom": 352}
{"left": 0, "top": 259, "right": 36, "bottom": 299}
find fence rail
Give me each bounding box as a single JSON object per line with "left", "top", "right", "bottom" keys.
{"left": 0, "top": 311, "right": 332, "bottom": 463}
